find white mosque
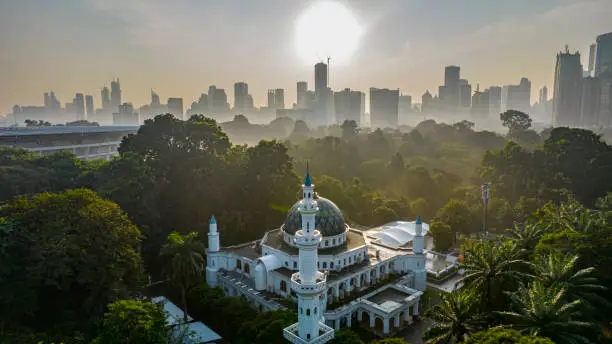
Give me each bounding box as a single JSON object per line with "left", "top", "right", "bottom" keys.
{"left": 206, "top": 170, "right": 428, "bottom": 342}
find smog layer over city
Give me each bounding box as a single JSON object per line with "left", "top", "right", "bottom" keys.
{"left": 1, "top": 1, "right": 612, "bottom": 344}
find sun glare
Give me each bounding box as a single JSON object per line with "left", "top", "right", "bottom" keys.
{"left": 294, "top": 2, "right": 363, "bottom": 66}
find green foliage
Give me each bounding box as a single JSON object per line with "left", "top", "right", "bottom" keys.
{"left": 464, "top": 327, "right": 554, "bottom": 344}
{"left": 424, "top": 290, "right": 484, "bottom": 344}
{"left": 160, "top": 232, "right": 205, "bottom": 321}
{"left": 328, "top": 329, "right": 364, "bottom": 344}
{"left": 500, "top": 110, "right": 532, "bottom": 138}
{"left": 91, "top": 300, "right": 167, "bottom": 344}
{"left": 436, "top": 199, "right": 476, "bottom": 235}
{"left": 428, "top": 221, "right": 453, "bottom": 252}
{"left": 0, "top": 189, "right": 142, "bottom": 337}
{"left": 235, "top": 310, "right": 296, "bottom": 344}
{"left": 0, "top": 148, "right": 85, "bottom": 201}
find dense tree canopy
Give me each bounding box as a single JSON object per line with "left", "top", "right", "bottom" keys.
{"left": 91, "top": 300, "right": 167, "bottom": 344}
{"left": 0, "top": 189, "right": 142, "bottom": 337}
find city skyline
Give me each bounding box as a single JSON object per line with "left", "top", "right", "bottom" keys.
{"left": 1, "top": 0, "right": 611, "bottom": 115}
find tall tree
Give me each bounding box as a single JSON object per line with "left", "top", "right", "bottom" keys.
{"left": 0, "top": 189, "right": 143, "bottom": 336}
{"left": 91, "top": 300, "right": 167, "bottom": 344}
{"left": 160, "top": 232, "right": 205, "bottom": 321}
{"left": 498, "top": 282, "right": 594, "bottom": 344}
{"left": 500, "top": 110, "right": 532, "bottom": 139}
{"left": 424, "top": 290, "right": 484, "bottom": 344}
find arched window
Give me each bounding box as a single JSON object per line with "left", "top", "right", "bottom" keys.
{"left": 211, "top": 260, "right": 215, "bottom": 267}
{"left": 330, "top": 262, "right": 334, "bottom": 269}
{"left": 280, "top": 280, "right": 287, "bottom": 292}
{"left": 308, "top": 192, "right": 311, "bottom": 198}
{"left": 314, "top": 307, "right": 317, "bottom": 314}
{"left": 307, "top": 334, "right": 311, "bottom": 340}
{"left": 307, "top": 222, "right": 309, "bottom": 230}
{"left": 236, "top": 260, "right": 242, "bottom": 269}
{"left": 332, "top": 239, "right": 336, "bottom": 245}
{"left": 325, "top": 240, "right": 329, "bottom": 247}
{"left": 293, "top": 261, "right": 297, "bottom": 269}
{"left": 300, "top": 308, "right": 303, "bottom": 314}
{"left": 323, "top": 262, "right": 327, "bottom": 269}
{"left": 306, "top": 308, "right": 311, "bottom": 316}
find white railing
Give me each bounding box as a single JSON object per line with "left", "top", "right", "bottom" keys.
{"left": 283, "top": 322, "right": 334, "bottom": 344}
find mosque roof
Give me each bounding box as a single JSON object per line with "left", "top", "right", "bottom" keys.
{"left": 283, "top": 195, "right": 345, "bottom": 237}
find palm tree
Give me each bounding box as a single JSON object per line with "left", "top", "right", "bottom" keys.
{"left": 506, "top": 222, "right": 549, "bottom": 259}
{"left": 498, "top": 282, "right": 595, "bottom": 344}
{"left": 460, "top": 239, "right": 530, "bottom": 312}
{"left": 533, "top": 252, "right": 608, "bottom": 317}
{"left": 160, "top": 231, "right": 206, "bottom": 321}
{"left": 423, "top": 290, "right": 484, "bottom": 344}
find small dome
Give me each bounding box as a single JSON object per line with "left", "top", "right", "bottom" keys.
{"left": 283, "top": 195, "right": 346, "bottom": 237}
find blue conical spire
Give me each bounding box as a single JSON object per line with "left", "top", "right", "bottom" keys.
{"left": 416, "top": 215, "right": 422, "bottom": 225}
{"left": 304, "top": 162, "right": 312, "bottom": 187}
{"left": 210, "top": 215, "right": 216, "bottom": 224}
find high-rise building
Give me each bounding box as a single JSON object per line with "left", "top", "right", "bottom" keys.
{"left": 459, "top": 79, "right": 472, "bottom": 108}
{"left": 43, "top": 91, "right": 61, "bottom": 113}
{"left": 580, "top": 76, "right": 601, "bottom": 127}
{"left": 539, "top": 86, "right": 548, "bottom": 104}
{"left": 314, "top": 62, "right": 328, "bottom": 94}
{"left": 110, "top": 79, "right": 121, "bottom": 108}
{"left": 275, "top": 89, "right": 285, "bottom": 110}
{"left": 595, "top": 32, "right": 612, "bottom": 78}
{"left": 588, "top": 43, "right": 597, "bottom": 75}
{"left": 471, "top": 86, "right": 489, "bottom": 119}
{"left": 234, "top": 82, "right": 249, "bottom": 111}
{"left": 267, "top": 90, "right": 275, "bottom": 109}
{"left": 443, "top": 66, "right": 461, "bottom": 108}
{"left": 151, "top": 90, "right": 160, "bottom": 106}
{"left": 85, "top": 95, "right": 94, "bottom": 120}
{"left": 487, "top": 86, "right": 502, "bottom": 119}
{"left": 421, "top": 91, "right": 433, "bottom": 113}
{"left": 101, "top": 86, "right": 110, "bottom": 109}
{"left": 297, "top": 81, "right": 308, "bottom": 109}
{"left": 334, "top": 88, "right": 365, "bottom": 125}
{"left": 552, "top": 48, "right": 583, "bottom": 127}
{"left": 501, "top": 78, "right": 531, "bottom": 114}
{"left": 399, "top": 95, "right": 413, "bottom": 113}
{"left": 113, "top": 102, "right": 139, "bottom": 125}
{"left": 73, "top": 93, "right": 85, "bottom": 120}
{"left": 370, "top": 88, "right": 399, "bottom": 129}
{"left": 167, "top": 98, "right": 184, "bottom": 119}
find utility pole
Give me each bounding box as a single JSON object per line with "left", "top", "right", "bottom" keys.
{"left": 481, "top": 183, "right": 490, "bottom": 238}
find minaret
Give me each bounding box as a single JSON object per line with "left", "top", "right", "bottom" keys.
{"left": 284, "top": 168, "right": 334, "bottom": 344}
{"left": 206, "top": 215, "right": 220, "bottom": 287}
{"left": 413, "top": 216, "right": 424, "bottom": 254}
{"left": 413, "top": 215, "right": 427, "bottom": 291}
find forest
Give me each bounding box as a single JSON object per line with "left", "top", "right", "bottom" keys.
{"left": 1, "top": 110, "right": 612, "bottom": 343}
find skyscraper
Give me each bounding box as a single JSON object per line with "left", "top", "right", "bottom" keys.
{"left": 580, "top": 76, "right": 601, "bottom": 127}
{"left": 110, "top": 79, "right": 121, "bottom": 108}
{"left": 595, "top": 32, "right": 612, "bottom": 78}
{"left": 334, "top": 88, "right": 364, "bottom": 125}
{"left": 539, "top": 86, "right": 548, "bottom": 104}
{"left": 74, "top": 93, "right": 85, "bottom": 120}
{"left": 267, "top": 89, "right": 275, "bottom": 109}
{"left": 487, "top": 86, "right": 502, "bottom": 119}
{"left": 501, "top": 78, "right": 531, "bottom": 114}
{"left": 297, "top": 81, "right": 308, "bottom": 109}
{"left": 274, "top": 89, "right": 285, "bottom": 109}
{"left": 588, "top": 43, "right": 597, "bottom": 75}
{"left": 370, "top": 88, "right": 399, "bottom": 129}
{"left": 101, "top": 86, "right": 110, "bottom": 109}
{"left": 85, "top": 95, "right": 94, "bottom": 120}
{"left": 151, "top": 90, "right": 160, "bottom": 106}
{"left": 167, "top": 98, "right": 184, "bottom": 119}
{"left": 314, "top": 62, "right": 328, "bottom": 94}
{"left": 443, "top": 66, "right": 461, "bottom": 108}
{"left": 552, "top": 48, "right": 583, "bottom": 127}
{"left": 234, "top": 82, "right": 249, "bottom": 111}
{"left": 459, "top": 79, "right": 472, "bottom": 108}
{"left": 43, "top": 91, "right": 61, "bottom": 113}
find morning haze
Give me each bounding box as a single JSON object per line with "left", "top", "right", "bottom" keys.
{"left": 1, "top": 0, "right": 610, "bottom": 115}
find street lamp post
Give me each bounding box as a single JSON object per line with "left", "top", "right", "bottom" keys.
{"left": 481, "top": 183, "right": 490, "bottom": 237}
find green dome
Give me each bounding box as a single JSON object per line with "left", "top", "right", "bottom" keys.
{"left": 283, "top": 195, "right": 346, "bottom": 237}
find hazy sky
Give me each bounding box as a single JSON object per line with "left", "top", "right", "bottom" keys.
{"left": 1, "top": 0, "right": 611, "bottom": 115}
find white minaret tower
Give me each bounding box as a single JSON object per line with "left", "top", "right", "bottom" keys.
{"left": 206, "top": 215, "right": 220, "bottom": 287}
{"left": 283, "top": 167, "right": 334, "bottom": 344}
{"left": 413, "top": 215, "right": 427, "bottom": 291}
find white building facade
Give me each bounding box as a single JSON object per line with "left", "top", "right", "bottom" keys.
{"left": 205, "top": 172, "right": 427, "bottom": 338}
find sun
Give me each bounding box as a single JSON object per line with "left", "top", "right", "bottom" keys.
{"left": 294, "top": 2, "right": 363, "bottom": 66}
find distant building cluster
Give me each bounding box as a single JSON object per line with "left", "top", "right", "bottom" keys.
{"left": 4, "top": 31, "right": 612, "bottom": 130}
